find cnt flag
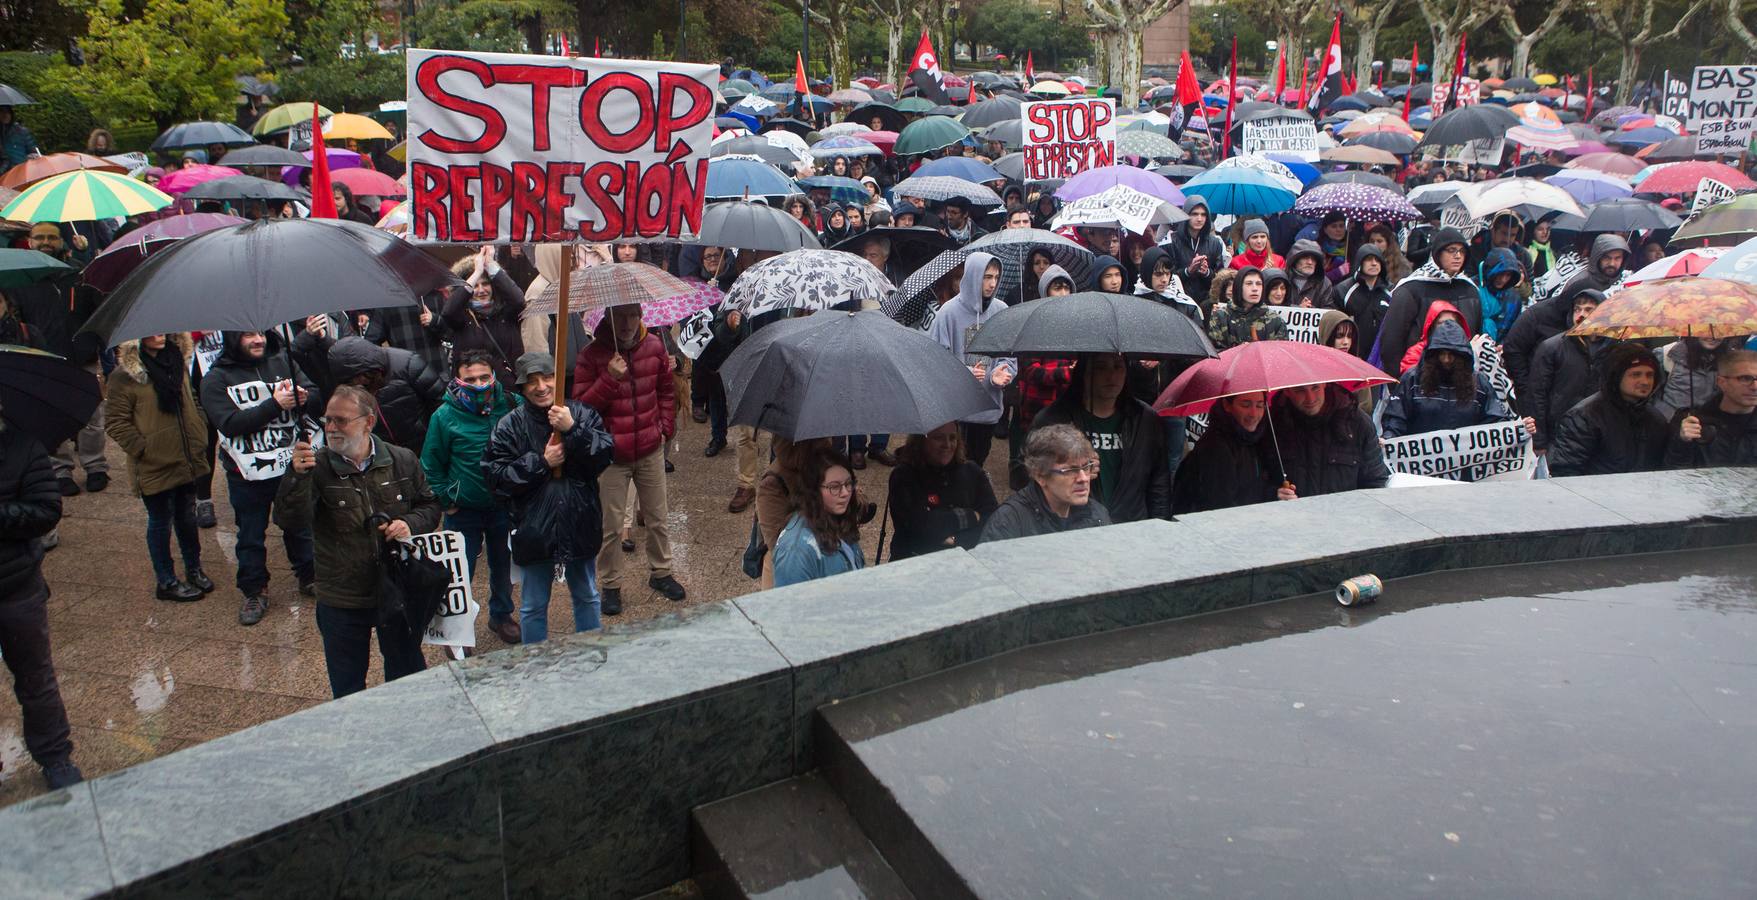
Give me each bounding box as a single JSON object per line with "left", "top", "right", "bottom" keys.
{"left": 1025, "top": 51, "right": 1035, "bottom": 84}
{"left": 1307, "top": 13, "right": 1344, "bottom": 114}
{"left": 908, "top": 30, "right": 953, "bottom": 106}
{"left": 1167, "top": 50, "right": 1203, "bottom": 142}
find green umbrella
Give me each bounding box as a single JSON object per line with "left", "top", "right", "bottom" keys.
{"left": 252, "top": 102, "right": 334, "bottom": 136}
{"left": 1672, "top": 194, "right": 1757, "bottom": 247}
{"left": 896, "top": 96, "right": 936, "bottom": 113}
{"left": 0, "top": 170, "right": 173, "bottom": 223}
{"left": 720, "top": 78, "right": 757, "bottom": 99}
{"left": 894, "top": 116, "right": 972, "bottom": 156}
{"left": 0, "top": 248, "right": 73, "bottom": 289}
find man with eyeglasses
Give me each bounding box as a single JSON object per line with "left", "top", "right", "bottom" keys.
{"left": 1376, "top": 227, "right": 1482, "bottom": 377}
{"left": 979, "top": 424, "right": 1112, "bottom": 544}
{"left": 1666, "top": 350, "right": 1757, "bottom": 469}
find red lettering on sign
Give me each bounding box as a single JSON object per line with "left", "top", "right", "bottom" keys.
{"left": 580, "top": 73, "right": 655, "bottom": 153}
{"left": 411, "top": 163, "right": 449, "bottom": 239}
{"left": 509, "top": 162, "right": 546, "bottom": 242}
{"left": 414, "top": 55, "right": 507, "bottom": 155}
{"left": 580, "top": 161, "right": 625, "bottom": 241}
{"left": 447, "top": 164, "right": 482, "bottom": 242}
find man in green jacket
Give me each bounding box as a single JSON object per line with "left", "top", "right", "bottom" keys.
{"left": 421, "top": 349, "right": 521, "bottom": 644}
{"left": 278, "top": 385, "right": 443, "bottom": 699}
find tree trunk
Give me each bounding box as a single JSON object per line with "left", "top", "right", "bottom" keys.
{"left": 1119, "top": 25, "right": 1144, "bottom": 106}
{"left": 1615, "top": 38, "right": 1640, "bottom": 105}
{"left": 1509, "top": 35, "right": 1537, "bottom": 79}
{"left": 1431, "top": 30, "right": 1459, "bottom": 85}
{"left": 884, "top": 18, "right": 903, "bottom": 88}
{"left": 1353, "top": 22, "right": 1381, "bottom": 86}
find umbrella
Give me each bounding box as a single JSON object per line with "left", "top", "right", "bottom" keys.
{"left": 721, "top": 249, "right": 893, "bottom": 316}
{"left": 697, "top": 201, "right": 822, "bottom": 252}
{"left": 1153, "top": 341, "right": 1394, "bottom": 416}
{"left": 252, "top": 103, "right": 332, "bottom": 135}
{"left": 1611, "top": 127, "right": 1676, "bottom": 148}
{"left": 0, "top": 346, "right": 104, "bottom": 451}
{"left": 181, "top": 175, "right": 304, "bottom": 202}
{"left": 1342, "top": 132, "right": 1418, "bottom": 155}
{"left": 1548, "top": 169, "right": 1634, "bottom": 205}
{"left": 1418, "top": 104, "right": 1519, "bottom": 148}
{"left": 829, "top": 226, "right": 956, "bottom": 272}
{"left": 965, "top": 291, "right": 1215, "bottom": 359}
{"left": 798, "top": 174, "right": 868, "bottom": 204}
{"left": 720, "top": 310, "right": 995, "bottom": 440}
{"left": 580, "top": 280, "right": 722, "bottom": 331}
{"left": 1583, "top": 197, "right": 1682, "bottom": 232}
{"left": 967, "top": 228, "right": 1098, "bottom": 299}
{"left": 216, "top": 144, "right": 312, "bottom": 168}
{"left": 323, "top": 113, "right": 394, "bottom": 141}
{"left": 81, "top": 212, "right": 248, "bottom": 292}
{"left": 1057, "top": 165, "right": 1184, "bottom": 205}
{"left": 1569, "top": 277, "right": 1757, "bottom": 341}
{"left": 896, "top": 96, "right": 936, "bottom": 113}
{"left": 1052, "top": 184, "right": 1188, "bottom": 233}
{"left": 0, "top": 152, "right": 128, "bottom": 190}
{"left": 890, "top": 175, "right": 1002, "bottom": 205}
{"left": 1293, "top": 182, "right": 1422, "bottom": 223}
{"left": 847, "top": 103, "right": 907, "bottom": 132}
{"left": 1028, "top": 81, "right": 1072, "bottom": 97}
{"left": 1642, "top": 136, "right": 1704, "bottom": 162}
{"left": 927, "top": 105, "right": 964, "bottom": 118}
{"left": 1698, "top": 236, "right": 1757, "bottom": 289}
{"left": 1319, "top": 145, "right": 1401, "bottom": 166}
{"left": 827, "top": 88, "right": 872, "bottom": 104}
{"left": 151, "top": 121, "right": 257, "bottom": 152}
{"left": 914, "top": 156, "right": 1003, "bottom": 183}
{"left": 980, "top": 119, "right": 1023, "bottom": 150}
{"left": 1117, "top": 130, "right": 1184, "bottom": 160}
{"left": 1339, "top": 113, "right": 1415, "bottom": 136}
{"left": 1, "top": 170, "right": 173, "bottom": 223}
{"left": 1562, "top": 141, "right": 1616, "bottom": 157}
{"left": 83, "top": 218, "right": 459, "bottom": 346}
{"left": 527, "top": 261, "right": 701, "bottom": 316}
{"left": 1407, "top": 180, "right": 1468, "bottom": 214}
{"left": 277, "top": 147, "right": 362, "bottom": 186}
{"left": 155, "top": 164, "right": 244, "bottom": 195}
{"left": 712, "top": 135, "right": 797, "bottom": 167}
{"left": 330, "top": 167, "right": 405, "bottom": 198}
{"left": 1455, "top": 178, "right": 1584, "bottom": 219}
{"left": 861, "top": 130, "right": 901, "bottom": 154}
{"left": 732, "top": 94, "right": 781, "bottom": 117}
{"left": 720, "top": 78, "right": 757, "bottom": 99}
{"left": 1179, "top": 167, "right": 1297, "bottom": 216}
{"left": 1591, "top": 105, "right": 1640, "bottom": 128}
{"left": 960, "top": 96, "right": 1023, "bottom": 128}
{"left": 1502, "top": 77, "right": 1540, "bottom": 92}
{"left": 0, "top": 249, "right": 73, "bottom": 289}
{"left": 1622, "top": 248, "right": 1726, "bottom": 287}
{"left": 1506, "top": 121, "right": 1580, "bottom": 153}
{"left": 1567, "top": 152, "right": 1647, "bottom": 177}
{"left": 882, "top": 249, "right": 977, "bottom": 327}
{"left": 1673, "top": 195, "right": 1757, "bottom": 245}
{"left": 0, "top": 84, "right": 35, "bottom": 105}
{"left": 1636, "top": 161, "right": 1757, "bottom": 195}
{"left": 820, "top": 122, "right": 873, "bottom": 136}
{"left": 705, "top": 157, "right": 798, "bottom": 199}
{"left": 808, "top": 136, "right": 883, "bottom": 159}
{"left": 894, "top": 117, "right": 972, "bottom": 156}
{"left": 1210, "top": 155, "right": 1303, "bottom": 192}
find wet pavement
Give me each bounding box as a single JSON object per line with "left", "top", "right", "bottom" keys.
{"left": 0, "top": 414, "right": 1013, "bottom": 809}
{"left": 819, "top": 546, "right": 1757, "bottom": 898}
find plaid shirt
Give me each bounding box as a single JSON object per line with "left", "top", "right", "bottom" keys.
{"left": 1017, "top": 357, "right": 1075, "bottom": 427}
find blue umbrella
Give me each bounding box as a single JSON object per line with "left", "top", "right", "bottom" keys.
{"left": 760, "top": 83, "right": 798, "bottom": 100}
{"left": 810, "top": 135, "right": 883, "bottom": 159}
{"left": 914, "top": 156, "right": 1004, "bottom": 183}
{"left": 1180, "top": 167, "right": 1298, "bottom": 216}
{"left": 705, "top": 156, "right": 799, "bottom": 199}
{"left": 1408, "top": 106, "right": 1434, "bottom": 129}
{"left": 732, "top": 69, "right": 772, "bottom": 89}
{"left": 722, "top": 109, "right": 761, "bottom": 132}
{"left": 798, "top": 175, "right": 867, "bottom": 204}
{"left": 1613, "top": 127, "right": 1676, "bottom": 147}
{"left": 1263, "top": 153, "right": 1321, "bottom": 186}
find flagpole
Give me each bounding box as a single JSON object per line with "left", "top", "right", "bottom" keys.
{"left": 1222, "top": 37, "right": 1237, "bottom": 159}
{"left": 1403, "top": 43, "right": 1416, "bottom": 122}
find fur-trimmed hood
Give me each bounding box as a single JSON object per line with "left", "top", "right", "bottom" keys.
{"left": 114, "top": 333, "right": 195, "bottom": 384}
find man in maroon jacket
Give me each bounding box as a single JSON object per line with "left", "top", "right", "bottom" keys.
{"left": 573, "top": 310, "right": 686, "bottom": 614}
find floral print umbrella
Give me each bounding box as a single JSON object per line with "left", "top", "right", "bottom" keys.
{"left": 1570, "top": 277, "right": 1757, "bottom": 341}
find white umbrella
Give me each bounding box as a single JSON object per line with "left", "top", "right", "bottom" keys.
{"left": 1456, "top": 177, "right": 1584, "bottom": 220}
{"left": 820, "top": 122, "right": 873, "bottom": 136}
{"left": 1052, "top": 185, "right": 1188, "bottom": 235}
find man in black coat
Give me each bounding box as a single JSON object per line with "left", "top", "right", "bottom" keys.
{"left": 980, "top": 424, "right": 1112, "bottom": 543}
{"left": 321, "top": 337, "right": 445, "bottom": 452}
{"left": 1376, "top": 227, "right": 1480, "bottom": 375}
{"left": 1503, "top": 235, "right": 1628, "bottom": 399}
{"left": 1159, "top": 194, "right": 1227, "bottom": 302}
{"left": 1527, "top": 290, "right": 1608, "bottom": 451}
{"left": 1032, "top": 354, "right": 1171, "bottom": 523}
{"left": 0, "top": 420, "right": 81, "bottom": 789}
{"left": 14, "top": 222, "right": 108, "bottom": 496}
{"left": 1268, "top": 384, "right": 1390, "bottom": 498}
{"left": 1666, "top": 349, "right": 1757, "bottom": 469}
{"left": 1549, "top": 344, "right": 1668, "bottom": 477}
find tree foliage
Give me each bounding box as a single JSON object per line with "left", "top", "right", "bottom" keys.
{"left": 965, "top": 0, "right": 1090, "bottom": 67}
{"left": 0, "top": 50, "right": 98, "bottom": 151}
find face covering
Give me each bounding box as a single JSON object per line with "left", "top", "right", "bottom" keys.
{"left": 451, "top": 378, "right": 495, "bottom": 414}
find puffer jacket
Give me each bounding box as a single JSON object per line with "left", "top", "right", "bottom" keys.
{"left": 572, "top": 319, "right": 677, "bottom": 463}
{"left": 1159, "top": 195, "right": 1228, "bottom": 301}
{"left": 1664, "top": 393, "right": 1757, "bottom": 469}
{"left": 1549, "top": 344, "right": 1668, "bottom": 477}
{"left": 1268, "top": 385, "right": 1390, "bottom": 496}
{"left": 420, "top": 383, "right": 518, "bottom": 511}
{"left": 323, "top": 337, "right": 445, "bottom": 451}
{"left": 1286, "top": 240, "right": 1337, "bottom": 309}
{"left": 1172, "top": 406, "right": 1277, "bottom": 514}
{"left": 105, "top": 335, "right": 211, "bottom": 497}
{"left": 1207, "top": 266, "right": 1289, "bottom": 349}
{"left": 1336, "top": 245, "right": 1392, "bottom": 360}
{"left": 1380, "top": 320, "right": 1516, "bottom": 437}
{"left": 274, "top": 440, "right": 444, "bottom": 610}
{"left": 1032, "top": 359, "right": 1171, "bottom": 523}
{"left": 978, "top": 481, "right": 1112, "bottom": 544}
{"left": 0, "top": 424, "right": 60, "bottom": 600}
{"left": 1528, "top": 330, "right": 1608, "bottom": 450}
{"left": 483, "top": 400, "right": 615, "bottom": 565}
{"left": 1474, "top": 247, "right": 1525, "bottom": 341}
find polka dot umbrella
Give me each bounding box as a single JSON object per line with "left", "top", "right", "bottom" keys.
{"left": 1292, "top": 182, "right": 1423, "bottom": 223}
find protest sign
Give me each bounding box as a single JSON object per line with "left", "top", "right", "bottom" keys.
{"left": 1381, "top": 420, "right": 1531, "bottom": 482}
{"left": 216, "top": 380, "right": 321, "bottom": 481}
{"left": 1021, "top": 97, "right": 1117, "bottom": 180}
{"left": 1686, "top": 66, "right": 1757, "bottom": 153}
{"left": 1697, "top": 119, "right": 1753, "bottom": 156}
{"left": 1661, "top": 71, "right": 1690, "bottom": 119}
{"left": 676, "top": 308, "right": 714, "bottom": 360}
{"left": 405, "top": 49, "right": 718, "bottom": 243}
{"left": 1054, "top": 185, "right": 1173, "bottom": 235}
{"left": 1265, "top": 305, "right": 1328, "bottom": 344}
{"left": 1426, "top": 136, "right": 1503, "bottom": 166}
{"left": 1440, "top": 202, "right": 1488, "bottom": 240}
{"left": 1241, "top": 118, "right": 1321, "bottom": 162}
{"left": 1430, "top": 77, "right": 1480, "bottom": 109}
{"left": 1691, "top": 178, "right": 1739, "bottom": 218}
{"left": 1472, "top": 333, "right": 1516, "bottom": 410}
{"left": 406, "top": 530, "right": 479, "bottom": 658}
{"left": 193, "top": 331, "right": 225, "bottom": 375}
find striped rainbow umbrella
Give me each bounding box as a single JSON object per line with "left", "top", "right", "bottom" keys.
{"left": 0, "top": 170, "right": 173, "bottom": 223}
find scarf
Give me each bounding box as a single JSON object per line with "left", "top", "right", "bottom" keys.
{"left": 450, "top": 378, "right": 497, "bottom": 415}
{"left": 141, "top": 341, "right": 187, "bottom": 415}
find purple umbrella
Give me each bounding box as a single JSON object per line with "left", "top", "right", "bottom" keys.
{"left": 1548, "top": 169, "right": 1633, "bottom": 205}
{"left": 1292, "top": 182, "right": 1421, "bottom": 223}
{"left": 280, "top": 148, "right": 362, "bottom": 186}
{"left": 82, "top": 212, "right": 248, "bottom": 292}
{"left": 1055, "top": 165, "right": 1185, "bottom": 206}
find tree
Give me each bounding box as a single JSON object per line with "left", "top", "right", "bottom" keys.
{"left": 1729, "top": 0, "right": 1757, "bottom": 54}
{"left": 965, "top": 0, "right": 1090, "bottom": 69}
{"left": 1083, "top": 0, "right": 1186, "bottom": 105}
{"left": 1411, "top": 0, "right": 1496, "bottom": 85}
{"left": 277, "top": 0, "right": 401, "bottom": 113}
{"left": 1341, "top": 0, "right": 1402, "bottom": 85}
{"left": 863, "top": 0, "right": 911, "bottom": 87}
{"left": 1591, "top": 0, "right": 1712, "bottom": 103}
{"left": 1496, "top": 0, "right": 1573, "bottom": 78}
{"left": 1246, "top": 0, "right": 1325, "bottom": 73}
{"left": 58, "top": 0, "right": 288, "bottom": 130}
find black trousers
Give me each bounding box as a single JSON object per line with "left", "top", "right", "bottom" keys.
{"left": 960, "top": 421, "right": 995, "bottom": 467}
{"left": 0, "top": 580, "right": 73, "bottom": 766}
{"left": 315, "top": 603, "right": 427, "bottom": 699}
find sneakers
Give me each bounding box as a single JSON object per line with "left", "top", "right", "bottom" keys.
{"left": 85, "top": 472, "right": 109, "bottom": 492}
{"left": 870, "top": 448, "right": 898, "bottom": 467}
{"left": 238, "top": 593, "right": 269, "bottom": 626}
{"left": 728, "top": 486, "right": 755, "bottom": 513}
{"left": 156, "top": 580, "right": 203, "bottom": 602}
{"left": 601, "top": 587, "right": 623, "bottom": 616}
{"left": 42, "top": 761, "right": 84, "bottom": 790}
{"left": 56, "top": 477, "right": 81, "bottom": 497}
{"left": 186, "top": 569, "right": 215, "bottom": 594}
{"left": 649, "top": 574, "right": 687, "bottom": 602}
{"left": 40, "top": 529, "right": 58, "bottom": 551}
{"left": 703, "top": 437, "right": 726, "bottom": 457}
{"left": 621, "top": 537, "right": 637, "bottom": 553}
{"left": 194, "top": 499, "right": 217, "bottom": 529}
{"left": 488, "top": 615, "right": 522, "bottom": 644}
{"left": 297, "top": 578, "right": 316, "bottom": 597}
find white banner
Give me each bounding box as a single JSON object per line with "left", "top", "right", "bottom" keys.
{"left": 1472, "top": 334, "right": 1516, "bottom": 409}
{"left": 1021, "top": 97, "right": 1117, "bottom": 181}
{"left": 1426, "top": 136, "right": 1503, "bottom": 166}
{"left": 406, "top": 48, "right": 718, "bottom": 243}
{"left": 1053, "top": 185, "right": 1174, "bottom": 235}
{"left": 1264, "top": 305, "right": 1328, "bottom": 343}
{"left": 1381, "top": 420, "right": 1532, "bottom": 482}
{"left": 1240, "top": 119, "right": 1320, "bottom": 162}
{"left": 216, "top": 380, "right": 321, "bottom": 481}
{"left": 406, "top": 530, "right": 479, "bottom": 656}
{"left": 1686, "top": 66, "right": 1757, "bottom": 153}
{"left": 1430, "top": 77, "right": 1481, "bottom": 109}
{"left": 1691, "top": 177, "right": 1738, "bottom": 216}
{"left": 1697, "top": 118, "right": 1753, "bottom": 156}
{"left": 676, "top": 307, "right": 714, "bottom": 360}
{"left": 1661, "top": 71, "right": 1691, "bottom": 118}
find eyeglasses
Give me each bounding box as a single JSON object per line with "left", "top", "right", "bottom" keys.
{"left": 1721, "top": 374, "right": 1757, "bottom": 387}
{"left": 319, "top": 414, "right": 366, "bottom": 428}
{"left": 1436, "top": 246, "right": 1466, "bottom": 256}
{"left": 821, "top": 479, "right": 856, "bottom": 494}
{"left": 1048, "top": 461, "right": 1100, "bottom": 478}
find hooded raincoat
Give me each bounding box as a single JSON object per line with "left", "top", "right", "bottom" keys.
{"left": 1375, "top": 227, "right": 1481, "bottom": 375}
{"left": 1503, "top": 236, "right": 1629, "bottom": 394}
{"left": 927, "top": 251, "right": 1014, "bottom": 426}
{"left": 1380, "top": 319, "right": 1516, "bottom": 438}
{"left": 1474, "top": 247, "right": 1525, "bottom": 341}
{"left": 1160, "top": 195, "right": 1228, "bottom": 301}
{"left": 1335, "top": 245, "right": 1392, "bottom": 359}
{"left": 1549, "top": 344, "right": 1668, "bottom": 477}
{"left": 1207, "top": 266, "right": 1289, "bottom": 350}
{"left": 1286, "top": 239, "right": 1338, "bottom": 309}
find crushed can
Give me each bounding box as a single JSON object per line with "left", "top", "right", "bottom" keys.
{"left": 1335, "top": 574, "right": 1382, "bottom": 607}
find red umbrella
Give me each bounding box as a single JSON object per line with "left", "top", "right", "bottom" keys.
{"left": 1639, "top": 161, "right": 1757, "bottom": 195}
{"left": 0, "top": 152, "right": 127, "bottom": 190}
{"left": 82, "top": 212, "right": 247, "bottom": 292}
{"left": 1154, "top": 341, "right": 1395, "bottom": 416}
{"left": 330, "top": 167, "right": 406, "bottom": 198}
{"left": 155, "top": 164, "right": 243, "bottom": 195}
{"left": 863, "top": 130, "right": 899, "bottom": 155}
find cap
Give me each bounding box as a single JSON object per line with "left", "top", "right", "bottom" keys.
{"left": 514, "top": 351, "right": 555, "bottom": 384}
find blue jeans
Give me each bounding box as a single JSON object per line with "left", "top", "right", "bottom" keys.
{"left": 226, "top": 472, "right": 314, "bottom": 595}
{"left": 315, "top": 603, "right": 425, "bottom": 699}
{"left": 1164, "top": 415, "right": 1188, "bottom": 481}
{"left": 446, "top": 506, "right": 513, "bottom": 620}
{"left": 142, "top": 483, "right": 201, "bottom": 584}
{"left": 706, "top": 371, "right": 728, "bottom": 444}
{"left": 847, "top": 433, "right": 889, "bottom": 454}
{"left": 518, "top": 558, "right": 600, "bottom": 643}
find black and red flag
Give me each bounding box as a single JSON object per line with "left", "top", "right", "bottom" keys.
{"left": 1166, "top": 49, "right": 1203, "bottom": 142}
{"left": 1307, "top": 12, "right": 1344, "bottom": 114}
{"left": 1024, "top": 51, "right": 1035, "bottom": 84}
{"left": 908, "top": 30, "right": 952, "bottom": 106}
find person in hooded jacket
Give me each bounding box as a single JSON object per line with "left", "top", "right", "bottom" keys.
{"left": 1033, "top": 354, "right": 1171, "bottom": 523}
{"left": 1207, "top": 267, "right": 1288, "bottom": 350}
{"left": 1172, "top": 392, "right": 1277, "bottom": 514}
{"left": 1335, "top": 245, "right": 1392, "bottom": 359}
{"left": 887, "top": 424, "right": 999, "bottom": 560}
{"left": 1375, "top": 227, "right": 1480, "bottom": 376}
{"left": 1011, "top": 266, "right": 1079, "bottom": 489}
{"left": 1475, "top": 247, "right": 1525, "bottom": 341}
{"left": 1503, "top": 235, "right": 1628, "bottom": 397}
{"left": 928, "top": 251, "right": 1015, "bottom": 465}
{"left": 1363, "top": 223, "right": 1413, "bottom": 285}
{"left": 1653, "top": 336, "right": 1746, "bottom": 421}
{"left": 1261, "top": 268, "right": 1292, "bottom": 305}
{"left": 1398, "top": 300, "right": 1472, "bottom": 375}
{"left": 1548, "top": 343, "right": 1668, "bottom": 477}
{"left": 1286, "top": 239, "right": 1338, "bottom": 308}
{"left": 1381, "top": 320, "right": 1530, "bottom": 440}
{"left": 441, "top": 247, "right": 526, "bottom": 386}
{"left": 310, "top": 336, "right": 444, "bottom": 452}
{"left": 1528, "top": 291, "right": 1610, "bottom": 451}
{"left": 818, "top": 202, "right": 854, "bottom": 245}
{"left": 1135, "top": 246, "right": 1202, "bottom": 322}
{"left": 1091, "top": 254, "right": 1128, "bottom": 293}
{"left": 1228, "top": 219, "right": 1284, "bottom": 271}
{"left": 1269, "top": 383, "right": 1390, "bottom": 498}
{"left": 1160, "top": 195, "right": 1228, "bottom": 302}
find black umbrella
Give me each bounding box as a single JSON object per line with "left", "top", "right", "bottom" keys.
{"left": 181, "top": 175, "right": 304, "bottom": 202}
{"left": 847, "top": 102, "right": 907, "bottom": 131}
{"left": 968, "top": 228, "right": 1098, "bottom": 301}
{"left": 928, "top": 104, "right": 963, "bottom": 118}
{"left": 711, "top": 135, "right": 798, "bottom": 167}
{"left": 1645, "top": 136, "right": 1703, "bottom": 162}
{"left": 1345, "top": 132, "right": 1419, "bottom": 155}
{"left": 966, "top": 291, "right": 1217, "bottom": 359}
{"left": 720, "top": 309, "right": 995, "bottom": 440}
{"left": 1155, "top": 163, "right": 1210, "bottom": 182}
{"left": 151, "top": 121, "right": 258, "bottom": 152}
{"left": 992, "top": 152, "right": 1025, "bottom": 181}
{"left": 698, "top": 201, "right": 822, "bottom": 252}
{"left": 1418, "top": 104, "right": 1518, "bottom": 148}
{"left": 1341, "top": 91, "right": 1391, "bottom": 108}
{"left": 215, "top": 144, "right": 311, "bottom": 168}
{"left": 1502, "top": 77, "right": 1540, "bottom": 92}
{"left": 960, "top": 96, "right": 1022, "bottom": 128}
{"left": 829, "top": 226, "right": 955, "bottom": 275}
{"left": 0, "top": 84, "right": 36, "bottom": 106}
{"left": 763, "top": 117, "right": 815, "bottom": 137}
{"left": 1408, "top": 83, "right": 1434, "bottom": 104}
{"left": 868, "top": 89, "right": 897, "bottom": 103}
{"left": 83, "top": 218, "right": 460, "bottom": 346}
{"left": 0, "top": 346, "right": 102, "bottom": 450}
{"left": 1583, "top": 198, "right": 1683, "bottom": 232}
{"left": 1314, "top": 170, "right": 1402, "bottom": 193}
{"left": 1504, "top": 162, "right": 1562, "bottom": 179}
{"left": 981, "top": 119, "right": 1023, "bottom": 150}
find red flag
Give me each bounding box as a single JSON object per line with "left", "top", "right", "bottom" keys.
{"left": 1308, "top": 13, "right": 1344, "bottom": 113}
{"left": 794, "top": 53, "right": 809, "bottom": 94}
{"left": 1222, "top": 36, "right": 1237, "bottom": 158}
{"left": 1299, "top": 57, "right": 1310, "bottom": 106}
{"left": 1167, "top": 49, "right": 1203, "bottom": 140}
{"left": 1585, "top": 67, "right": 1594, "bottom": 119}
{"left": 1446, "top": 32, "right": 1468, "bottom": 112}
{"left": 1273, "top": 49, "right": 1287, "bottom": 102}
{"left": 594, "top": 36, "right": 600, "bottom": 56}
{"left": 560, "top": 33, "right": 570, "bottom": 56}
{"left": 1025, "top": 51, "right": 1034, "bottom": 84}
{"left": 1403, "top": 43, "right": 1418, "bottom": 121}
{"left": 906, "top": 30, "right": 952, "bottom": 105}
{"left": 308, "top": 107, "right": 337, "bottom": 220}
